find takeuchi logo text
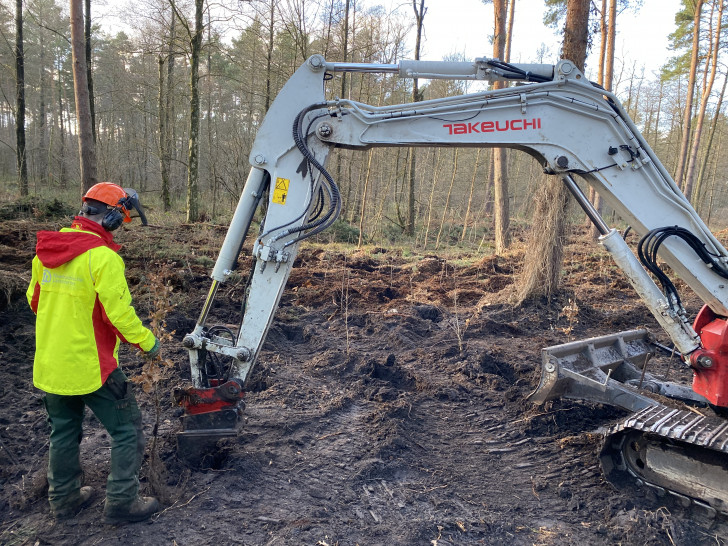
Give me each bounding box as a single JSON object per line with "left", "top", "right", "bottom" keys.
{"left": 443, "top": 118, "right": 542, "bottom": 134}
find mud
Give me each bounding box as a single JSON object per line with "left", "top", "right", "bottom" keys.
{"left": 1, "top": 218, "right": 726, "bottom": 545}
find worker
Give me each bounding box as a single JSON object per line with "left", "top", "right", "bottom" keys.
{"left": 26, "top": 182, "right": 160, "bottom": 524}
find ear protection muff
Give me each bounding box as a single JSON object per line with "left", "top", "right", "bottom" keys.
{"left": 80, "top": 203, "right": 125, "bottom": 231}
{"left": 101, "top": 208, "right": 125, "bottom": 231}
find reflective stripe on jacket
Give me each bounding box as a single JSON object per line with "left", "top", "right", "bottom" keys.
{"left": 27, "top": 217, "right": 156, "bottom": 395}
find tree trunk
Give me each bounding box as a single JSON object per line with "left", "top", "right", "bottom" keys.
{"left": 584, "top": 0, "right": 607, "bottom": 230}
{"left": 705, "top": 128, "right": 722, "bottom": 225}
{"left": 695, "top": 70, "right": 728, "bottom": 212}
{"left": 334, "top": 0, "right": 350, "bottom": 213}
{"left": 435, "top": 149, "right": 458, "bottom": 250}
{"left": 422, "top": 148, "right": 442, "bottom": 249}
{"left": 587, "top": 0, "right": 615, "bottom": 237}
{"left": 57, "top": 55, "right": 68, "bottom": 189}
{"left": 38, "top": 16, "right": 49, "bottom": 187}
{"left": 265, "top": 1, "right": 276, "bottom": 112}
{"left": 674, "top": 0, "right": 704, "bottom": 191}
{"left": 70, "top": 0, "right": 97, "bottom": 193}
{"left": 341, "top": 0, "right": 350, "bottom": 98}
{"left": 597, "top": 0, "right": 607, "bottom": 83}
{"left": 407, "top": 0, "right": 426, "bottom": 237}
{"left": 684, "top": 0, "right": 722, "bottom": 202}
{"left": 206, "top": 12, "right": 214, "bottom": 219}
{"left": 652, "top": 79, "right": 664, "bottom": 149}
{"left": 504, "top": 0, "right": 515, "bottom": 62}
{"left": 162, "top": 13, "right": 176, "bottom": 211}
{"left": 493, "top": 0, "right": 510, "bottom": 254}
{"left": 461, "top": 149, "right": 481, "bottom": 242}
{"left": 186, "top": 0, "right": 204, "bottom": 223}
{"left": 357, "top": 149, "right": 374, "bottom": 248}
{"left": 85, "top": 0, "right": 96, "bottom": 144}
{"left": 517, "top": 0, "right": 590, "bottom": 302}
{"left": 562, "top": 0, "right": 590, "bottom": 70}
{"left": 15, "top": 0, "right": 28, "bottom": 196}
{"left": 158, "top": 56, "right": 170, "bottom": 209}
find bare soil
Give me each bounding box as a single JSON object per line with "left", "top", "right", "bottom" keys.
{"left": 1, "top": 217, "right": 727, "bottom": 545}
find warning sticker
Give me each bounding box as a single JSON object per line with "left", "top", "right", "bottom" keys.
{"left": 272, "top": 177, "right": 289, "bottom": 205}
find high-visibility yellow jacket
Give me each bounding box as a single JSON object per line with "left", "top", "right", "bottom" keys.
{"left": 27, "top": 217, "right": 156, "bottom": 395}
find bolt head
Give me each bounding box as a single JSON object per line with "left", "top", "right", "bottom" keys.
{"left": 308, "top": 55, "right": 325, "bottom": 70}
{"left": 317, "top": 123, "right": 333, "bottom": 138}
{"left": 696, "top": 355, "right": 714, "bottom": 368}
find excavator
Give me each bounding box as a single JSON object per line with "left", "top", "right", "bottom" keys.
{"left": 176, "top": 54, "right": 728, "bottom": 517}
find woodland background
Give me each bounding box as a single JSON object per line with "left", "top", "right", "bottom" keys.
{"left": 2, "top": 0, "right": 727, "bottom": 267}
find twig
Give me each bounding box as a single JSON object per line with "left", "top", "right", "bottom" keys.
{"left": 511, "top": 407, "right": 574, "bottom": 425}
{"left": 152, "top": 486, "right": 210, "bottom": 520}
{"left": 317, "top": 431, "right": 344, "bottom": 441}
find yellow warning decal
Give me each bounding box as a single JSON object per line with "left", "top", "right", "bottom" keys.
{"left": 272, "top": 177, "right": 289, "bottom": 205}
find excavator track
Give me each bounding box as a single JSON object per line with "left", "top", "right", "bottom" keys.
{"left": 600, "top": 403, "right": 728, "bottom": 518}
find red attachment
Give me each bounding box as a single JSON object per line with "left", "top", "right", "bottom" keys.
{"left": 691, "top": 305, "right": 728, "bottom": 407}
{"left": 174, "top": 380, "right": 245, "bottom": 416}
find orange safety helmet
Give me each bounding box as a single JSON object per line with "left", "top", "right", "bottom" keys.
{"left": 83, "top": 182, "right": 132, "bottom": 224}
{"left": 81, "top": 182, "right": 147, "bottom": 231}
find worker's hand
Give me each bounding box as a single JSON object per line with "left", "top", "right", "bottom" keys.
{"left": 144, "top": 338, "right": 161, "bottom": 360}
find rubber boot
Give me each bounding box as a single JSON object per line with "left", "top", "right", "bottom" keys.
{"left": 51, "top": 486, "right": 95, "bottom": 521}
{"left": 103, "top": 496, "right": 160, "bottom": 524}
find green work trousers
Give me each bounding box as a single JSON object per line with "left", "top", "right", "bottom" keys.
{"left": 42, "top": 368, "right": 145, "bottom": 510}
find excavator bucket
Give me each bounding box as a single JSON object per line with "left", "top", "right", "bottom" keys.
{"left": 528, "top": 329, "right": 701, "bottom": 412}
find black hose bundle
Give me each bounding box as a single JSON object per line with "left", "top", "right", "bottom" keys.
{"left": 638, "top": 226, "right": 728, "bottom": 312}
{"left": 258, "top": 103, "right": 341, "bottom": 247}
{"left": 484, "top": 59, "right": 553, "bottom": 83}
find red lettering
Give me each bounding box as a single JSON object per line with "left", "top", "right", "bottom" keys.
{"left": 444, "top": 118, "right": 541, "bottom": 135}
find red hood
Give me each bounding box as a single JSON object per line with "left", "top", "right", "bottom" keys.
{"left": 35, "top": 216, "right": 121, "bottom": 268}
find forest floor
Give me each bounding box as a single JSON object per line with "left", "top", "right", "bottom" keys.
{"left": 1, "top": 209, "right": 728, "bottom": 545}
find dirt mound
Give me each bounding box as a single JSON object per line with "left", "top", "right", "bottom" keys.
{"left": 0, "top": 219, "right": 725, "bottom": 545}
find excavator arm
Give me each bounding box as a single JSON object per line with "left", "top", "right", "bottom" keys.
{"left": 178, "top": 56, "right": 728, "bottom": 511}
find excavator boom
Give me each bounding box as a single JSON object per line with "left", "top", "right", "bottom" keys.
{"left": 178, "top": 55, "right": 728, "bottom": 516}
